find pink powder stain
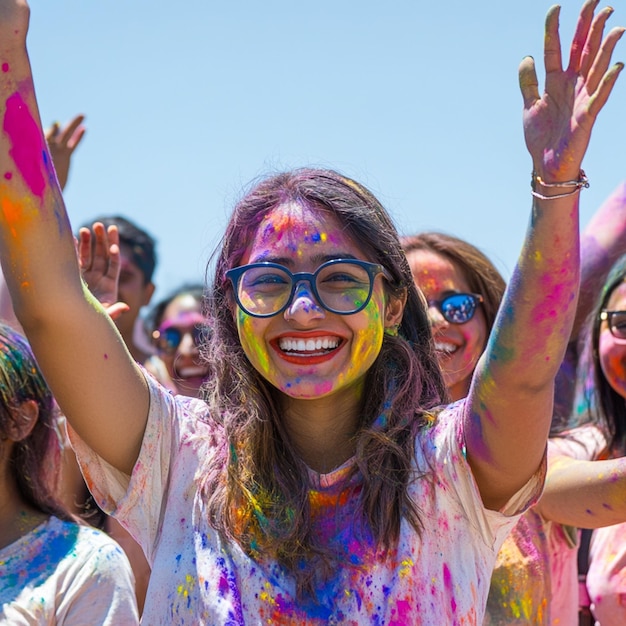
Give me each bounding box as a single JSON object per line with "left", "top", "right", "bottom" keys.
{"left": 443, "top": 563, "right": 457, "bottom": 613}
{"left": 3, "top": 92, "right": 47, "bottom": 198}
{"left": 389, "top": 599, "right": 412, "bottom": 625}
{"left": 4, "top": 171, "right": 11, "bottom": 180}
{"left": 1, "top": 63, "right": 8, "bottom": 73}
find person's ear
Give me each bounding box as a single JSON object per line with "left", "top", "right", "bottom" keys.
{"left": 384, "top": 288, "right": 407, "bottom": 331}
{"left": 142, "top": 281, "right": 156, "bottom": 307}
{"left": 4, "top": 400, "right": 39, "bottom": 442}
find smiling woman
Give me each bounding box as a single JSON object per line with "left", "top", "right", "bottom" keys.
{"left": 0, "top": 0, "right": 623, "bottom": 624}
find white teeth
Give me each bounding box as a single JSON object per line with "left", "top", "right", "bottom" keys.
{"left": 434, "top": 342, "right": 458, "bottom": 354}
{"left": 278, "top": 337, "right": 340, "bottom": 352}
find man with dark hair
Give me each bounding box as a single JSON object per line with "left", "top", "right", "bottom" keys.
{"left": 79, "top": 215, "right": 157, "bottom": 364}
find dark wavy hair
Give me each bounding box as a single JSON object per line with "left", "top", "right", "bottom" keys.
{"left": 400, "top": 231, "right": 507, "bottom": 340}
{"left": 577, "top": 253, "right": 626, "bottom": 455}
{"left": 201, "top": 168, "right": 447, "bottom": 596}
{"left": 0, "top": 323, "right": 72, "bottom": 521}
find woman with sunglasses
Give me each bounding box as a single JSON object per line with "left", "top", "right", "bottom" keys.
{"left": 0, "top": 0, "right": 622, "bottom": 623}
{"left": 567, "top": 254, "right": 626, "bottom": 625}
{"left": 402, "top": 220, "right": 626, "bottom": 624}
{"left": 145, "top": 283, "right": 210, "bottom": 398}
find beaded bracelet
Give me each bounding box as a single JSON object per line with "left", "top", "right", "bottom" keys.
{"left": 530, "top": 169, "right": 589, "bottom": 200}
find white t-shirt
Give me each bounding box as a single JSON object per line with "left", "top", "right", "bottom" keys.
{"left": 0, "top": 516, "right": 139, "bottom": 625}
{"left": 71, "top": 376, "right": 545, "bottom": 625}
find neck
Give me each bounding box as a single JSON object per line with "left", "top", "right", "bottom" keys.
{"left": 0, "top": 465, "right": 48, "bottom": 550}
{"left": 281, "top": 387, "right": 363, "bottom": 473}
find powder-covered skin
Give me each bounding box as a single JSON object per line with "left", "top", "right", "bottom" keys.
{"left": 69, "top": 377, "right": 545, "bottom": 626}
{"left": 236, "top": 203, "right": 385, "bottom": 401}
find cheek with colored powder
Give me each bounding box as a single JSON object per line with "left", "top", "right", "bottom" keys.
{"left": 237, "top": 310, "right": 271, "bottom": 375}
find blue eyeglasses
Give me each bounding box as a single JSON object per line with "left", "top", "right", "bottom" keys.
{"left": 226, "top": 259, "right": 390, "bottom": 318}
{"left": 427, "top": 292, "right": 483, "bottom": 325}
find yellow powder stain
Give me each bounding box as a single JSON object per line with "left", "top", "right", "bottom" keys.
{"left": 177, "top": 574, "right": 195, "bottom": 598}
{"left": 399, "top": 558, "right": 414, "bottom": 577}
{"left": 260, "top": 583, "right": 277, "bottom": 606}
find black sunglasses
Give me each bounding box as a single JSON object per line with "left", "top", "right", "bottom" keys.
{"left": 427, "top": 293, "right": 483, "bottom": 325}
{"left": 152, "top": 325, "right": 206, "bottom": 355}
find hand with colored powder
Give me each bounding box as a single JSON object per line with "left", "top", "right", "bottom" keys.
{"left": 519, "top": 0, "right": 623, "bottom": 184}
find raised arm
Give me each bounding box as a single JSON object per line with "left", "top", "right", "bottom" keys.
{"left": 465, "top": 1, "right": 624, "bottom": 509}
{"left": 0, "top": 0, "right": 148, "bottom": 474}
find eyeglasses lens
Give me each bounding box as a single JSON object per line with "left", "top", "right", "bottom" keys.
{"left": 156, "top": 326, "right": 204, "bottom": 354}
{"left": 609, "top": 312, "right": 626, "bottom": 339}
{"left": 237, "top": 261, "right": 372, "bottom": 316}
{"left": 440, "top": 294, "right": 478, "bottom": 324}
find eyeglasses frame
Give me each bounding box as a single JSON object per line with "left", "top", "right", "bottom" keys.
{"left": 226, "top": 258, "right": 392, "bottom": 318}
{"left": 600, "top": 309, "right": 626, "bottom": 340}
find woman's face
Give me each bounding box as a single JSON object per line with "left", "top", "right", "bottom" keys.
{"left": 233, "top": 202, "right": 403, "bottom": 402}
{"left": 598, "top": 281, "right": 626, "bottom": 399}
{"left": 155, "top": 293, "right": 210, "bottom": 398}
{"left": 406, "top": 248, "right": 488, "bottom": 401}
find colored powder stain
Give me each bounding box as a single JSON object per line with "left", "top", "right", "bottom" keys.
{"left": 218, "top": 573, "right": 229, "bottom": 596}
{"left": 442, "top": 563, "right": 457, "bottom": 613}
{"left": 4, "top": 171, "right": 11, "bottom": 180}
{"left": 3, "top": 92, "right": 47, "bottom": 198}
{"left": 103, "top": 353, "right": 108, "bottom": 360}
{"left": 1, "top": 63, "right": 8, "bottom": 72}
{"left": 399, "top": 558, "right": 414, "bottom": 578}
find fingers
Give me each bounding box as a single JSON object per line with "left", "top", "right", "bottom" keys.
{"left": 544, "top": 5, "right": 563, "bottom": 75}
{"left": 567, "top": 0, "right": 600, "bottom": 72}
{"left": 59, "top": 114, "right": 86, "bottom": 152}
{"left": 105, "top": 302, "right": 129, "bottom": 321}
{"left": 587, "top": 26, "right": 625, "bottom": 97}
{"left": 44, "top": 120, "right": 60, "bottom": 143}
{"left": 519, "top": 56, "right": 540, "bottom": 109}
{"left": 77, "top": 227, "right": 93, "bottom": 270}
{"left": 580, "top": 7, "right": 614, "bottom": 78}
{"left": 587, "top": 60, "right": 624, "bottom": 119}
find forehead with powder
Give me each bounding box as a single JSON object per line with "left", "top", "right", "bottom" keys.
{"left": 249, "top": 202, "right": 358, "bottom": 259}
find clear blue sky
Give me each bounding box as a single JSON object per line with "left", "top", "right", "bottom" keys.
{"left": 25, "top": 0, "right": 626, "bottom": 304}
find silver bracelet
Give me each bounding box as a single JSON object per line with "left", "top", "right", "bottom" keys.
{"left": 530, "top": 169, "right": 589, "bottom": 200}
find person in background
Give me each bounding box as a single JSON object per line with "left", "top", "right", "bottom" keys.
{"left": 401, "top": 199, "right": 626, "bottom": 625}
{"left": 144, "top": 283, "right": 210, "bottom": 398}
{"left": 78, "top": 214, "right": 157, "bottom": 364}
{"left": 568, "top": 254, "right": 626, "bottom": 625}
{"left": 0, "top": 322, "right": 139, "bottom": 624}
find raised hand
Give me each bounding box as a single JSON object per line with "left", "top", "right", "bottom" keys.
{"left": 520, "top": 0, "right": 624, "bottom": 182}
{"left": 78, "top": 222, "right": 129, "bottom": 319}
{"left": 45, "top": 114, "right": 86, "bottom": 191}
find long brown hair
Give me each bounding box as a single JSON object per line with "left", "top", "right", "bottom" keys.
{"left": 201, "top": 169, "right": 447, "bottom": 596}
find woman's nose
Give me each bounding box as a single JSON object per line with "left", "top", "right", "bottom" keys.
{"left": 427, "top": 304, "right": 449, "bottom": 329}
{"left": 283, "top": 282, "right": 325, "bottom": 323}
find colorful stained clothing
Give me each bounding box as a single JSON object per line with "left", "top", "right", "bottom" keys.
{"left": 70, "top": 376, "right": 545, "bottom": 625}
{"left": 0, "top": 515, "right": 139, "bottom": 625}
{"left": 586, "top": 521, "right": 626, "bottom": 624}
{"left": 484, "top": 425, "right": 606, "bottom": 626}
